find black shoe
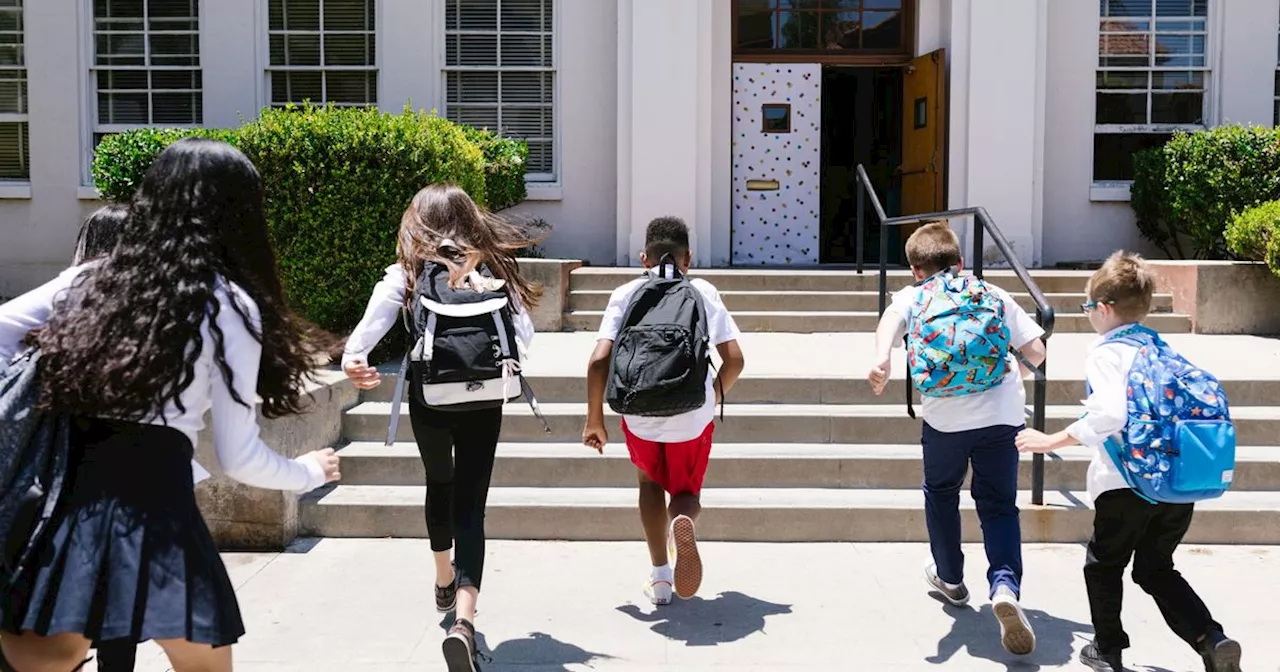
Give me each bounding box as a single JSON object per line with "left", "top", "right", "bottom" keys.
{"left": 436, "top": 569, "right": 458, "bottom": 614}
{"left": 443, "top": 618, "right": 480, "bottom": 672}
{"left": 1080, "top": 642, "right": 1124, "bottom": 672}
{"left": 1199, "top": 631, "right": 1242, "bottom": 672}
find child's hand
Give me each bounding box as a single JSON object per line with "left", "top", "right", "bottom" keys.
{"left": 867, "top": 354, "right": 891, "bottom": 395}
{"left": 305, "top": 448, "right": 342, "bottom": 483}
{"left": 343, "top": 359, "right": 381, "bottom": 390}
{"left": 582, "top": 423, "right": 607, "bottom": 454}
{"left": 1015, "top": 429, "right": 1055, "bottom": 454}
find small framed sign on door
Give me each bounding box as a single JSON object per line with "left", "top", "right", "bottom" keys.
{"left": 762, "top": 104, "right": 791, "bottom": 133}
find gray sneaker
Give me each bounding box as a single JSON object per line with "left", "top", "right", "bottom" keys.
{"left": 992, "top": 585, "right": 1037, "bottom": 655}
{"left": 924, "top": 563, "right": 970, "bottom": 606}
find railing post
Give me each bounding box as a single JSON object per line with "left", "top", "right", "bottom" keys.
{"left": 878, "top": 210, "right": 889, "bottom": 316}
{"left": 1031, "top": 309, "right": 1048, "bottom": 506}
{"left": 972, "top": 216, "right": 984, "bottom": 279}
{"left": 856, "top": 184, "right": 865, "bottom": 275}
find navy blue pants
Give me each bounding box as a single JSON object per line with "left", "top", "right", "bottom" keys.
{"left": 922, "top": 422, "right": 1024, "bottom": 599}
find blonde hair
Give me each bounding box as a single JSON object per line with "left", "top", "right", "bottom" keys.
{"left": 397, "top": 184, "right": 545, "bottom": 310}
{"left": 1088, "top": 251, "right": 1155, "bottom": 322}
{"left": 904, "top": 221, "right": 961, "bottom": 274}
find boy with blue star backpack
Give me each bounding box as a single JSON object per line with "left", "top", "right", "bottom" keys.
{"left": 1017, "top": 252, "right": 1242, "bottom": 672}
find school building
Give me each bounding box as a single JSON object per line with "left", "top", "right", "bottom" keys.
{"left": 2, "top": 0, "right": 1279, "bottom": 295}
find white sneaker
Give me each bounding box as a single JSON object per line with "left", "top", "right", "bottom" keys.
{"left": 991, "top": 585, "right": 1036, "bottom": 655}
{"left": 644, "top": 565, "right": 673, "bottom": 606}
{"left": 670, "top": 515, "right": 702, "bottom": 599}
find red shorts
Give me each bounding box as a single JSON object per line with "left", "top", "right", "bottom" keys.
{"left": 621, "top": 420, "right": 715, "bottom": 496}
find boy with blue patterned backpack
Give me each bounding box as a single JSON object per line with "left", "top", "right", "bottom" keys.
{"left": 868, "top": 222, "right": 1046, "bottom": 656}
{"left": 1016, "top": 251, "right": 1242, "bottom": 672}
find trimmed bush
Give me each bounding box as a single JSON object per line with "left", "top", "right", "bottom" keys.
{"left": 1129, "top": 147, "right": 1184, "bottom": 259}
{"left": 91, "top": 105, "right": 489, "bottom": 338}
{"left": 92, "top": 127, "right": 235, "bottom": 202}
{"left": 1133, "top": 125, "right": 1280, "bottom": 259}
{"left": 461, "top": 126, "right": 528, "bottom": 211}
{"left": 1226, "top": 200, "right": 1280, "bottom": 266}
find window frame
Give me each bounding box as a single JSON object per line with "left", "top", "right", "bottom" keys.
{"left": 0, "top": 0, "right": 29, "bottom": 184}
{"left": 80, "top": 0, "right": 206, "bottom": 185}
{"left": 1092, "top": 0, "right": 1221, "bottom": 188}
{"left": 730, "top": 0, "right": 916, "bottom": 64}
{"left": 262, "top": 0, "right": 381, "bottom": 109}
{"left": 440, "top": 0, "right": 560, "bottom": 185}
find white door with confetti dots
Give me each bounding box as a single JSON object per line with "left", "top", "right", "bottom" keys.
{"left": 731, "top": 63, "right": 821, "bottom": 266}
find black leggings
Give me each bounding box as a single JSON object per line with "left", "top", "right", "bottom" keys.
{"left": 408, "top": 401, "right": 502, "bottom": 591}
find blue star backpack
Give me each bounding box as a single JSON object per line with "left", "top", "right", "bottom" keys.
{"left": 1095, "top": 325, "right": 1236, "bottom": 504}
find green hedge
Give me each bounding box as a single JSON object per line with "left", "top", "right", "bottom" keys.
{"left": 90, "top": 104, "right": 528, "bottom": 339}
{"left": 1226, "top": 200, "right": 1280, "bottom": 277}
{"left": 461, "top": 125, "right": 528, "bottom": 211}
{"left": 1131, "top": 125, "right": 1280, "bottom": 259}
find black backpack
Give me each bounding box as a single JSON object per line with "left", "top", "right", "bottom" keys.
{"left": 385, "top": 262, "right": 549, "bottom": 444}
{"left": 606, "top": 256, "right": 716, "bottom": 417}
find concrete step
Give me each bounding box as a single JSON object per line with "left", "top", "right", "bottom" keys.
{"left": 336, "top": 442, "right": 1280, "bottom": 491}
{"left": 563, "top": 310, "right": 1192, "bottom": 334}
{"left": 343, "top": 402, "right": 1280, "bottom": 446}
{"left": 566, "top": 290, "right": 1174, "bottom": 315}
{"left": 568, "top": 268, "right": 1095, "bottom": 293}
{"left": 299, "top": 486, "right": 1280, "bottom": 544}
{"left": 357, "top": 372, "right": 1280, "bottom": 408}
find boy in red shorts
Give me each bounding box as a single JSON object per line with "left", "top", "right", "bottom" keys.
{"left": 584, "top": 216, "right": 745, "bottom": 605}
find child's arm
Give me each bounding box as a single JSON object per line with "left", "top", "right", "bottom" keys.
{"left": 583, "top": 339, "right": 613, "bottom": 453}
{"left": 1016, "top": 337, "right": 1047, "bottom": 376}
{"left": 714, "top": 339, "right": 745, "bottom": 403}
{"left": 868, "top": 311, "right": 907, "bottom": 396}
{"left": 1016, "top": 345, "right": 1128, "bottom": 453}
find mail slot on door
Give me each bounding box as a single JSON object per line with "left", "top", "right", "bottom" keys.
{"left": 746, "top": 179, "right": 780, "bottom": 191}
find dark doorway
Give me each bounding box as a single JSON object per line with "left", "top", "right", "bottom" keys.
{"left": 820, "top": 66, "right": 904, "bottom": 264}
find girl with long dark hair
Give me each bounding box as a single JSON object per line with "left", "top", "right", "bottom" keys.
{"left": 0, "top": 138, "right": 340, "bottom": 671}
{"left": 342, "top": 184, "right": 542, "bottom": 672}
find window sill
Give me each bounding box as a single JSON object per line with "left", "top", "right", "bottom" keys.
{"left": 77, "top": 186, "right": 103, "bottom": 200}
{"left": 0, "top": 184, "right": 32, "bottom": 199}
{"left": 525, "top": 184, "right": 562, "bottom": 201}
{"left": 1090, "top": 182, "right": 1132, "bottom": 202}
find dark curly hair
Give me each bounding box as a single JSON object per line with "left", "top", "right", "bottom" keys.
{"left": 36, "top": 138, "right": 321, "bottom": 420}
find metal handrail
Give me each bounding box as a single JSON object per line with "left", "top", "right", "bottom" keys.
{"left": 854, "top": 164, "right": 1056, "bottom": 505}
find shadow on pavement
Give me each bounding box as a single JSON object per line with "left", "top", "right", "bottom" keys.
{"left": 473, "top": 631, "right": 615, "bottom": 671}
{"left": 616, "top": 590, "right": 794, "bottom": 647}
{"left": 928, "top": 602, "right": 1094, "bottom": 671}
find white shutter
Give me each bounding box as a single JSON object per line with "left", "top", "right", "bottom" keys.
{"left": 0, "top": 0, "right": 27, "bottom": 180}
{"left": 444, "top": 0, "right": 555, "bottom": 180}
{"left": 267, "top": 0, "right": 377, "bottom": 107}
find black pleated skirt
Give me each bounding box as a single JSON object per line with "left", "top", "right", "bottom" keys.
{"left": 1, "top": 419, "right": 244, "bottom": 646}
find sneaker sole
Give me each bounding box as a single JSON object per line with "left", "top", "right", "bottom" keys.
{"left": 442, "top": 634, "right": 477, "bottom": 672}
{"left": 671, "top": 516, "right": 702, "bottom": 600}
{"left": 436, "top": 598, "right": 457, "bottom": 614}
{"left": 1207, "top": 639, "right": 1243, "bottom": 672}
{"left": 993, "top": 599, "right": 1036, "bottom": 656}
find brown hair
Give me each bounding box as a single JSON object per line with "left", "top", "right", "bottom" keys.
{"left": 904, "top": 221, "right": 961, "bottom": 274}
{"left": 397, "top": 184, "right": 546, "bottom": 310}
{"left": 1088, "top": 250, "right": 1154, "bottom": 322}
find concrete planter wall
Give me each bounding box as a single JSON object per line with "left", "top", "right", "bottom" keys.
{"left": 1148, "top": 260, "right": 1280, "bottom": 335}
{"left": 515, "top": 258, "right": 583, "bottom": 332}
{"left": 194, "top": 370, "right": 359, "bottom": 550}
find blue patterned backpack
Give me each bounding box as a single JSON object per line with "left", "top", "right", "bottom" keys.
{"left": 906, "top": 270, "right": 1012, "bottom": 400}
{"left": 1098, "top": 325, "right": 1236, "bottom": 504}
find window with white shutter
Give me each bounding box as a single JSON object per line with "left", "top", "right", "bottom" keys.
{"left": 0, "top": 0, "right": 27, "bottom": 181}
{"left": 1094, "top": 0, "right": 1210, "bottom": 182}
{"left": 444, "top": 0, "right": 555, "bottom": 181}
{"left": 268, "top": 0, "right": 377, "bottom": 107}
{"left": 92, "top": 0, "right": 202, "bottom": 149}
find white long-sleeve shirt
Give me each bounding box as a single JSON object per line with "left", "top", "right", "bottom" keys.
{"left": 0, "top": 265, "right": 328, "bottom": 494}
{"left": 1065, "top": 324, "right": 1140, "bottom": 502}
{"left": 341, "top": 264, "right": 535, "bottom": 368}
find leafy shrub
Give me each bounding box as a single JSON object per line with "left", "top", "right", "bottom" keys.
{"left": 1129, "top": 147, "right": 1185, "bottom": 259}
{"left": 1133, "top": 125, "right": 1280, "bottom": 259}
{"left": 92, "top": 105, "right": 488, "bottom": 338}
{"left": 460, "top": 125, "right": 528, "bottom": 211}
{"left": 1226, "top": 200, "right": 1280, "bottom": 266}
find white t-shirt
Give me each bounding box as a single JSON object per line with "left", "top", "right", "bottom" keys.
{"left": 597, "top": 272, "right": 742, "bottom": 443}
{"left": 1065, "top": 325, "right": 1141, "bottom": 502}
{"left": 888, "top": 282, "right": 1045, "bottom": 433}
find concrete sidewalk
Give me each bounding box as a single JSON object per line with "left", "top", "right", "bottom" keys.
{"left": 110, "top": 540, "right": 1277, "bottom": 671}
